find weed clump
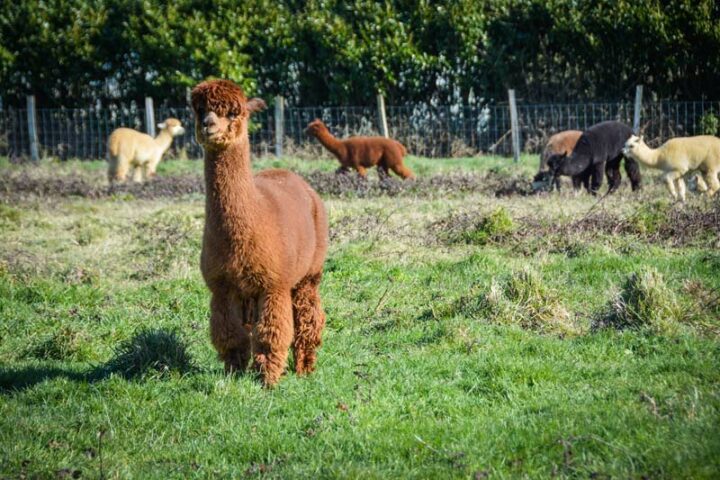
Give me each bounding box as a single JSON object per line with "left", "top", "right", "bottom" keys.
{"left": 104, "top": 329, "right": 194, "bottom": 379}
{"left": 628, "top": 200, "right": 671, "bottom": 235}
{"left": 0, "top": 203, "right": 22, "bottom": 230}
{"left": 464, "top": 208, "right": 514, "bottom": 245}
{"left": 131, "top": 209, "right": 202, "bottom": 279}
{"left": 595, "top": 268, "right": 686, "bottom": 334}
{"left": 462, "top": 268, "right": 579, "bottom": 337}
{"left": 429, "top": 207, "right": 516, "bottom": 246}
{"left": 24, "top": 326, "right": 94, "bottom": 362}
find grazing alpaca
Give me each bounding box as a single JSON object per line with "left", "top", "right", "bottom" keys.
{"left": 305, "top": 119, "right": 414, "bottom": 179}
{"left": 192, "top": 79, "right": 329, "bottom": 387}
{"left": 533, "top": 130, "right": 586, "bottom": 191}
{"left": 623, "top": 135, "right": 720, "bottom": 201}
{"left": 107, "top": 118, "right": 185, "bottom": 183}
{"left": 548, "top": 120, "right": 641, "bottom": 195}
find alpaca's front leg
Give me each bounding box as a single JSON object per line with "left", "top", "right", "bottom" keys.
{"left": 210, "top": 286, "right": 252, "bottom": 374}
{"left": 292, "top": 274, "right": 325, "bottom": 375}
{"left": 675, "top": 176, "right": 687, "bottom": 202}
{"left": 253, "top": 290, "right": 294, "bottom": 387}
{"left": 663, "top": 172, "right": 680, "bottom": 200}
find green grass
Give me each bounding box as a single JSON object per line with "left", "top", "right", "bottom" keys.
{"left": 0, "top": 155, "right": 719, "bottom": 478}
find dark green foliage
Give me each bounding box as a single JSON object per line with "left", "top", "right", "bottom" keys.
{"left": 699, "top": 112, "right": 719, "bottom": 135}
{"left": 1, "top": 0, "right": 718, "bottom": 106}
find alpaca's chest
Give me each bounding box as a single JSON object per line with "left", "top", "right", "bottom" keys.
{"left": 201, "top": 232, "right": 280, "bottom": 294}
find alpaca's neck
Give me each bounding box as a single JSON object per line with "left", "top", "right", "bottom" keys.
{"left": 204, "top": 139, "right": 258, "bottom": 233}
{"left": 313, "top": 128, "right": 346, "bottom": 157}
{"left": 153, "top": 130, "right": 174, "bottom": 152}
{"left": 630, "top": 143, "right": 661, "bottom": 167}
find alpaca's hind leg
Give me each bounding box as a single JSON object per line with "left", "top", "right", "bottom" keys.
{"left": 706, "top": 170, "right": 720, "bottom": 197}
{"left": 623, "top": 157, "right": 642, "bottom": 191}
{"left": 109, "top": 156, "right": 130, "bottom": 183}
{"left": 389, "top": 162, "right": 415, "bottom": 180}
{"left": 291, "top": 274, "right": 325, "bottom": 375}
{"left": 252, "top": 290, "right": 294, "bottom": 386}
{"left": 589, "top": 163, "right": 604, "bottom": 195}
{"left": 132, "top": 165, "right": 143, "bottom": 183}
{"left": 605, "top": 160, "right": 622, "bottom": 193}
{"left": 210, "top": 287, "right": 252, "bottom": 374}
{"left": 696, "top": 174, "right": 708, "bottom": 193}
{"left": 355, "top": 166, "right": 368, "bottom": 179}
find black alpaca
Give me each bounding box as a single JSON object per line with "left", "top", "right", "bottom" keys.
{"left": 548, "top": 121, "right": 642, "bottom": 195}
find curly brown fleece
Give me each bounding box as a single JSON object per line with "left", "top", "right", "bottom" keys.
{"left": 306, "top": 119, "right": 414, "bottom": 179}
{"left": 192, "top": 79, "right": 329, "bottom": 387}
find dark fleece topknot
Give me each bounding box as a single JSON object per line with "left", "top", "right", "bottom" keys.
{"left": 191, "top": 79, "right": 247, "bottom": 117}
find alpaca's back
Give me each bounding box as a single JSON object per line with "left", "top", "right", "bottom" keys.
{"left": 661, "top": 136, "right": 720, "bottom": 170}
{"left": 108, "top": 128, "right": 157, "bottom": 163}
{"left": 580, "top": 121, "right": 633, "bottom": 163}
{"left": 344, "top": 136, "right": 405, "bottom": 167}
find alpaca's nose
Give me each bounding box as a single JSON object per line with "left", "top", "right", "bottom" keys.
{"left": 202, "top": 112, "right": 219, "bottom": 128}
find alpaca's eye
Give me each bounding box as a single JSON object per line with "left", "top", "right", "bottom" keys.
{"left": 228, "top": 112, "right": 237, "bottom": 120}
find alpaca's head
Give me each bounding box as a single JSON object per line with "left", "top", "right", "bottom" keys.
{"left": 622, "top": 134, "right": 645, "bottom": 158}
{"left": 157, "top": 118, "right": 185, "bottom": 137}
{"left": 305, "top": 119, "right": 329, "bottom": 138}
{"left": 531, "top": 169, "right": 554, "bottom": 191}
{"left": 190, "top": 79, "right": 266, "bottom": 149}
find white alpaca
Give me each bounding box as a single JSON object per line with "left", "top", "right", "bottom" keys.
{"left": 623, "top": 135, "right": 720, "bottom": 202}
{"left": 107, "top": 118, "right": 185, "bottom": 183}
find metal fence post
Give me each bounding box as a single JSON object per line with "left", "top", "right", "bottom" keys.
{"left": 633, "top": 85, "right": 643, "bottom": 135}
{"left": 376, "top": 94, "right": 389, "bottom": 138}
{"left": 508, "top": 89, "right": 520, "bottom": 163}
{"left": 145, "top": 96, "right": 156, "bottom": 137}
{"left": 274, "top": 95, "right": 284, "bottom": 157}
{"left": 26, "top": 95, "right": 40, "bottom": 161}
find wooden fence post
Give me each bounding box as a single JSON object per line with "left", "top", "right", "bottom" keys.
{"left": 376, "top": 94, "right": 389, "bottom": 138}
{"left": 508, "top": 89, "right": 520, "bottom": 163}
{"left": 145, "top": 96, "right": 156, "bottom": 137}
{"left": 633, "top": 85, "right": 643, "bottom": 135}
{"left": 274, "top": 95, "right": 284, "bottom": 157}
{"left": 26, "top": 95, "right": 39, "bottom": 161}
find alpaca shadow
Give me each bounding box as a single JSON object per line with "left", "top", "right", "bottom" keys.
{"left": 0, "top": 328, "right": 195, "bottom": 395}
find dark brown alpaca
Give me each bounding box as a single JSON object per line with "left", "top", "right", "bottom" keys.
{"left": 306, "top": 119, "right": 414, "bottom": 179}
{"left": 191, "top": 79, "right": 329, "bottom": 387}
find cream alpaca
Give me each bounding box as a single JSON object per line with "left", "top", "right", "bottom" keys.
{"left": 623, "top": 135, "right": 720, "bottom": 201}
{"left": 107, "top": 118, "right": 185, "bottom": 183}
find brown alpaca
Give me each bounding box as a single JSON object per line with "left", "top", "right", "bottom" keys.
{"left": 191, "top": 79, "right": 329, "bottom": 387}
{"left": 306, "top": 119, "right": 414, "bottom": 179}
{"left": 540, "top": 130, "right": 583, "bottom": 172}
{"left": 533, "top": 130, "right": 584, "bottom": 191}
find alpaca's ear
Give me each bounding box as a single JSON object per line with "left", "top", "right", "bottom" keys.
{"left": 157, "top": 122, "right": 166, "bottom": 129}
{"left": 247, "top": 98, "right": 267, "bottom": 115}
{"left": 639, "top": 135, "right": 644, "bottom": 143}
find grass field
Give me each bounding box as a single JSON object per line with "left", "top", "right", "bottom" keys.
{"left": 1, "top": 155, "right": 719, "bottom": 478}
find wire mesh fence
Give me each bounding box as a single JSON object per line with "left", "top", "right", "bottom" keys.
{"left": 1, "top": 100, "right": 718, "bottom": 160}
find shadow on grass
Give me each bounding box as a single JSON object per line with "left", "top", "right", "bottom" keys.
{"left": 0, "top": 328, "right": 196, "bottom": 394}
